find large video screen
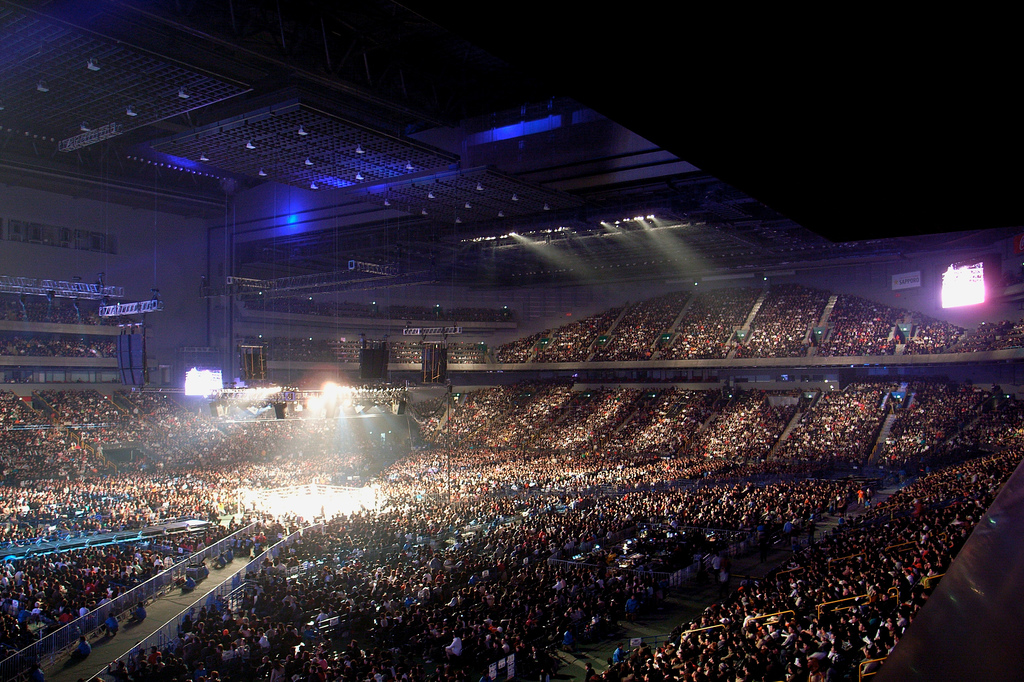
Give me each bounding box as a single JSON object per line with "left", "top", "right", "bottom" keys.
{"left": 941, "top": 261, "right": 985, "bottom": 308}
{"left": 184, "top": 367, "right": 223, "bottom": 396}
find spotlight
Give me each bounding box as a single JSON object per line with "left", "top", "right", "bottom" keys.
{"left": 199, "top": 152, "right": 209, "bottom": 161}
{"left": 543, "top": 203, "right": 551, "bottom": 211}
{"left": 310, "top": 181, "right": 318, "bottom": 189}
{"left": 455, "top": 217, "right": 462, "bottom": 224}
{"left": 355, "top": 172, "right": 364, "bottom": 181}
{"left": 86, "top": 58, "right": 100, "bottom": 71}
{"left": 476, "top": 182, "right": 484, "bottom": 191}
{"left": 355, "top": 144, "right": 365, "bottom": 154}
{"left": 297, "top": 125, "right": 308, "bottom": 136}
{"left": 511, "top": 193, "right": 518, "bottom": 201}
{"left": 80, "top": 122, "right": 91, "bottom": 132}
{"left": 383, "top": 198, "right": 391, "bottom": 206}
{"left": 125, "top": 105, "right": 138, "bottom": 117}
{"left": 465, "top": 201, "right": 472, "bottom": 209}
{"left": 258, "top": 168, "right": 267, "bottom": 176}
{"left": 405, "top": 161, "right": 414, "bottom": 170}
{"left": 421, "top": 208, "right": 428, "bottom": 215}
{"left": 36, "top": 81, "right": 49, "bottom": 92}
{"left": 246, "top": 140, "right": 255, "bottom": 149}
{"left": 177, "top": 86, "right": 190, "bottom": 99}
{"left": 428, "top": 191, "right": 435, "bottom": 199}
{"left": 304, "top": 157, "right": 313, "bottom": 166}
{"left": 497, "top": 210, "right": 504, "bottom": 217}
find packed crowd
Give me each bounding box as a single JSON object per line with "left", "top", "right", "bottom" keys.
{"left": 954, "top": 318, "right": 1024, "bottom": 352}
{"left": 662, "top": 288, "right": 760, "bottom": 360}
{"left": 812, "top": 295, "right": 901, "bottom": 357}
{"left": 683, "top": 391, "right": 798, "bottom": 462}
{"left": 902, "top": 317, "right": 965, "bottom": 355}
{"left": 592, "top": 293, "right": 691, "bottom": 362}
{"left": 877, "top": 382, "right": 988, "bottom": 468}
{"left": 0, "top": 371, "right": 1017, "bottom": 682}
{"left": 660, "top": 447, "right": 1021, "bottom": 682}
{"left": 735, "top": 285, "right": 829, "bottom": 359}
{"left": 775, "top": 384, "right": 892, "bottom": 463}
{"left": 534, "top": 308, "right": 623, "bottom": 363}
{"left": 0, "top": 333, "right": 115, "bottom": 358}
{"left": 0, "top": 295, "right": 102, "bottom": 326}
{"left": 0, "top": 520, "right": 275, "bottom": 660}
{"left": 531, "top": 389, "right": 642, "bottom": 451}
{"left": 603, "top": 390, "right": 716, "bottom": 456}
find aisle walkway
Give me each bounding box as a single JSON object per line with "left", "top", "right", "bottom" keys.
{"left": 45, "top": 558, "right": 243, "bottom": 682}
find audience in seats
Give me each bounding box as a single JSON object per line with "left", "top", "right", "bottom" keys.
{"left": 662, "top": 288, "right": 759, "bottom": 360}
{"left": 735, "top": 285, "right": 829, "bottom": 359}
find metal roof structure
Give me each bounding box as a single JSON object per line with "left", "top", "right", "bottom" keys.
{"left": 0, "top": 1, "right": 1020, "bottom": 288}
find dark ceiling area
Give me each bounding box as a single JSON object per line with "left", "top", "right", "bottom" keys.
{"left": 400, "top": 4, "right": 1024, "bottom": 243}
{"left": 1, "top": 1, "right": 1020, "bottom": 290}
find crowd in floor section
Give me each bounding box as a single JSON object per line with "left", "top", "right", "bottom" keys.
{"left": 0, "top": 380, "right": 1020, "bottom": 682}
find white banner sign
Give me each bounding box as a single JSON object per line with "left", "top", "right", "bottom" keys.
{"left": 892, "top": 271, "right": 921, "bottom": 290}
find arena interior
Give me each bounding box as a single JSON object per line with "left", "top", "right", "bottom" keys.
{"left": 1, "top": 4, "right": 1022, "bottom": 682}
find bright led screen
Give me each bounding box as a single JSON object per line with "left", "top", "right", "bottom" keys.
{"left": 185, "top": 367, "right": 223, "bottom": 396}
{"left": 941, "top": 262, "right": 985, "bottom": 308}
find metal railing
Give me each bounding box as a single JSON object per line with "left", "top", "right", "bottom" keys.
{"left": 859, "top": 656, "right": 887, "bottom": 681}
{"left": 816, "top": 594, "right": 867, "bottom": 620}
{"left": 85, "top": 523, "right": 324, "bottom": 682}
{"left": 0, "top": 521, "right": 257, "bottom": 682}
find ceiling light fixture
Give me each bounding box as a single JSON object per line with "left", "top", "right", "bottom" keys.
{"left": 421, "top": 208, "right": 428, "bottom": 215}
{"left": 125, "top": 105, "right": 137, "bottom": 117}
{"left": 511, "top": 193, "right": 518, "bottom": 201}
{"left": 177, "top": 86, "right": 190, "bottom": 99}
{"left": 297, "top": 125, "right": 308, "bottom": 136}
{"left": 80, "top": 122, "right": 91, "bottom": 132}
{"left": 497, "top": 210, "right": 505, "bottom": 217}
{"left": 199, "top": 152, "right": 209, "bottom": 161}
{"left": 86, "top": 58, "right": 100, "bottom": 71}
{"left": 246, "top": 140, "right": 255, "bottom": 149}
{"left": 465, "top": 202, "right": 472, "bottom": 209}
{"left": 258, "top": 168, "right": 267, "bottom": 177}
{"left": 476, "top": 182, "right": 484, "bottom": 191}
{"left": 355, "top": 172, "right": 364, "bottom": 181}
{"left": 428, "top": 191, "right": 435, "bottom": 199}
{"left": 36, "top": 81, "right": 49, "bottom": 92}
{"left": 455, "top": 217, "right": 462, "bottom": 224}
{"left": 304, "top": 157, "right": 313, "bottom": 166}
{"left": 383, "top": 198, "right": 390, "bottom": 206}
{"left": 310, "top": 181, "right": 318, "bottom": 190}
{"left": 355, "top": 144, "right": 365, "bottom": 154}
{"left": 405, "top": 162, "right": 414, "bottom": 171}
{"left": 543, "top": 203, "right": 551, "bottom": 211}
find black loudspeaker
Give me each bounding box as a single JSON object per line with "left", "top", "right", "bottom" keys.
{"left": 116, "top": 334, "right": 147, "bottom": 386}
{"left": 239, "top": 345, "right": 266, "bottom": 382}
{"left": 359, "top": 346, "right": 389, "bottom": 381}
{"left": 422, "top": 344, "right": 448, "bottom": 384}
{"left": 273, "top": 402, "right": 287, "bottom": 420}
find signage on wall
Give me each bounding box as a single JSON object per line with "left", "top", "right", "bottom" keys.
{"left": 1014, "top": 233, "right": 1024, "bottom": 254}
{"left": 891, "top": 271, "right": 921, "bottom": 290}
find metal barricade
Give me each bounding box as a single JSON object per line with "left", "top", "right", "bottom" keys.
{"left": 83, "top": 523, "right": 323, "bottom": 682}
{"left": 0, "top": 521, "right": 257, "bottom": 682}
